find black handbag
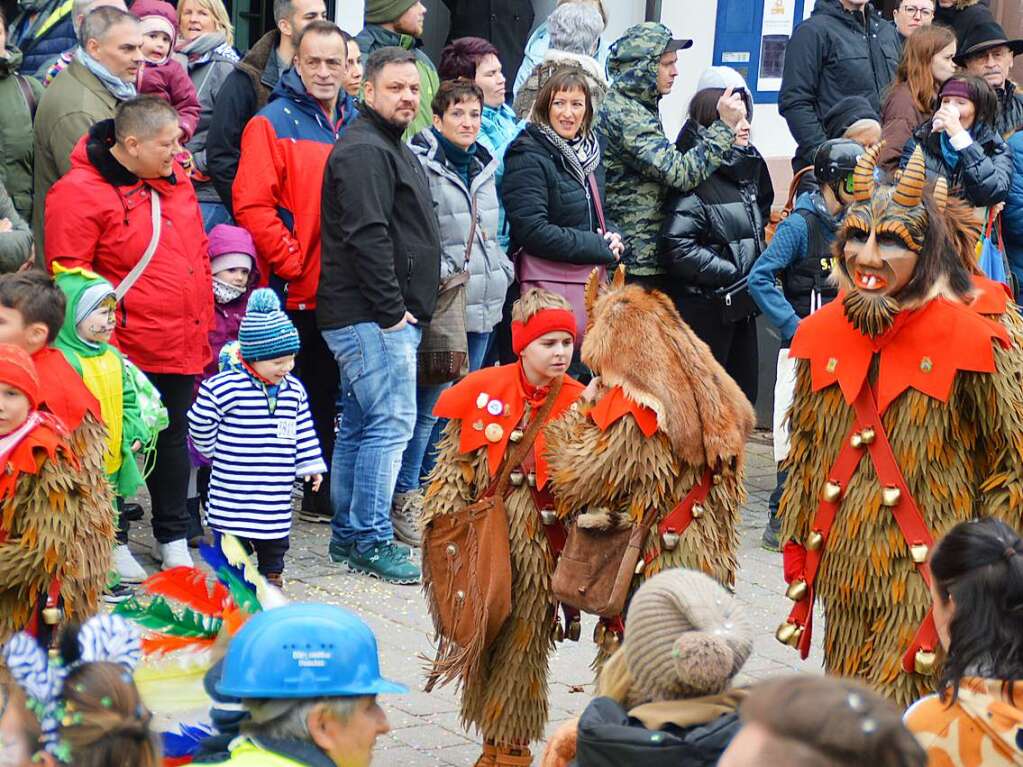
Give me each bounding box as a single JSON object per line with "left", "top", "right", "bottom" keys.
{"left": 718, "top": 277, "right": 760, "bottom": 324}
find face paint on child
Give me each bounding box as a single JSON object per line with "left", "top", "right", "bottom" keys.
{"left": 0, "top": 384, "right": 30, "bottom": 436}
{"left": 77, "top": 298, "right": 117, "bottom": 344}
{"left": 251, "top": 354, "right": 295, "bottom": 385}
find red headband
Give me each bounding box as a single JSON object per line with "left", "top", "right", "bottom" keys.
{"left": 511, "top": 309, "right": 577, "bottom": 355}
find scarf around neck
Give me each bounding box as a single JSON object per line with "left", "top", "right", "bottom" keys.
{"left": 179, "top": 32, "right": 239, "bottom": 64}
{"left": 76, "top": 47, "right": 137, "bottom": 101}
{"left": 536, "top": 124, "right": 601, "bottom": 186}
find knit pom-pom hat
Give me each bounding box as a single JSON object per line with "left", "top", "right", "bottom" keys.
{"left": 623, "top": 569, "right": 752, "bottom": 701}
{"left": 238, "top": 289, "right": 300, "bottom": 363}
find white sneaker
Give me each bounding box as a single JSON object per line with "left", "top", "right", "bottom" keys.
{"left": 155, "top": 539, "right": 193, "bottom": 570}
{"left": 112, "top": 544, "right": 147, "bottom": 583}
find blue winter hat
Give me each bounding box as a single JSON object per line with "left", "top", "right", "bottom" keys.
{"left": 239, "top": 289, "right": 300, "bottom": 362}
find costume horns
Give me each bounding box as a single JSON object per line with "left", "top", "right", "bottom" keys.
{"left": 893, "top": 146, "right": 928, "bottom": 208}
{"left": 852, "top": 142, "right": 881, "bottom": 202}
{"left": 933, "top": 176, "right": 948, "bottom": 212}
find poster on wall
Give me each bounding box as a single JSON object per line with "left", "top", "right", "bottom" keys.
{"left": 758, "top": 0, "right": 795, "bottom": 91}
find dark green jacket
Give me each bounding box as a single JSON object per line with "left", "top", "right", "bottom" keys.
{"left": 0, "top": 47, "right": 42, "bottom": 223}
{"left": 597, "top": 22, "right": 733, "bottom": 276}
{"left": 355, "top": 23, "right": 439, "bottom": 141}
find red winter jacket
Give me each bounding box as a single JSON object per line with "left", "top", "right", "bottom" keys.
{"left": 138, "top": 58, "right": 202, "bottom": 141}
{"left": 44, "top": 121, "right": 213, "bottom": 375}
{"left": 232, "top": 68, "right": 357, "bottom": 311}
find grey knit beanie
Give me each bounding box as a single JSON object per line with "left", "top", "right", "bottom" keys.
{"left": 624, "top": 569, "right": 752, "bottom": 701}
{"left": 364, "top": 0, "right": 418, "bottom": 24}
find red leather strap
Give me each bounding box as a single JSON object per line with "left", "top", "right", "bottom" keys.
{"left": 521, "top": 447, "right": 568, "bottom": 559}
{"left": 643, "top": 468, "right": 714, "bottom": 566}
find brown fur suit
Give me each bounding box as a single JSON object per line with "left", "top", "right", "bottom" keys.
{"left": 777, "top": 148, "right": 1023, "bottom": 707}
{"left": 546, "top": 274, "right": 755, "bottom": 610}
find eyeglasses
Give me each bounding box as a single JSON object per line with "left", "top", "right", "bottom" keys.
{"left": 899, "top": 5, "right": 934, "bottom": 17}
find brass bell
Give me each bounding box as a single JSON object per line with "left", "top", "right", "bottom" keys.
{"left": 823, "top": 481, "right": 842, "bottom": 503}
{"left": 913, "top": 649, "right": 937, "bottom": 675}
{"left": 445, "top": 543, "right": 458, "bottom": 557}
{"left": 42, "top": 606, "right": 61, "bottom": 625}
{"left": 691, "top": 503, "right": 705, "bottom": 519}
{"left": 775, "top": 621, "right": 801, "bottom": 647}
{"left": 605, "top": 631, "right": 621, "bottom": 650}
{"left": 712, "top": 473, "right": 722, "bottom": 485}
{"left": 881, "top": 485, "right": 901, "bottom": 507}
{"left": 661, "top": 531, "right": 680, "bottom": 551}
{"left": 509, "top": 429, "right": 524, "bottom": 443}
{"left": 509, "top": 470, "right": 524, "bottom": 486}
{"left": 806, "top": 530, "right": 824, "bottom": 551}
{"left": 594, "top": 623, "right": 606, "bottom": 644}
{"left": 910, "top": 543, "right": 929, "bottom": 564}
{"left": 860, "top": 427, "right": 876, "bottom": 445}
{"left": 566, "top": 616, "right": 581, "bottom": 642}
{"left": 554, "top": 620, "right": 565, "bottom": 642}
{"left": 850, "top": 432, "right": 864, "bottom": 449}
{"left": 540, "top": 509, "right": 558, "bottom": 526}
{"left": 527, "top": 472, "right": 537, "bottom": 487}
{"left": 455, "top": 590, "right": 465, "bottom": 601}
{"left": 634, "top": 558, "right": 646, "bottom": 575}
{"left": 786, "top": 579, "right": 808, "bottom": 602}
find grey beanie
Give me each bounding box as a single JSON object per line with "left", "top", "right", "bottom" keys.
{"left": 624, "top": 569, "right": 752, "bottom": 701}
{"left": 364, "top": 0, "right": 418, "bottom": 24}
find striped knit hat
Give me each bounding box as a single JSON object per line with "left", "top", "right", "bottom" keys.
{"left": 239, "top": 289, "right": 300, "bottom": 363}
{"left": 623, "top": 569, "right": 752, "bottom": 701}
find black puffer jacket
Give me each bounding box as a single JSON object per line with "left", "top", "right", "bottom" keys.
{"left": 657, "top": 120, "right": 773, "bottom": 297}
{"left": 501, "top": 124, "right": 618, "bottom": 267}
{"left": 779, "top": 0, "right": 900, "bottom": 168}
{"left": 901, "top": 121, "right": 1012, "bottom": 207}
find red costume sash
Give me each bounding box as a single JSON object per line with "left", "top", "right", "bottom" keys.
{"left": 32, "top": 347, "right": 103, "bottom": 432}
{"left": 433, "top": 363, "right": 584, "bottom": 489}
{"left": 588, "top": 386, "right": 659, "bottom": 437}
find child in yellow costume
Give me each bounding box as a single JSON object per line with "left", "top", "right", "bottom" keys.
{"left": 545, "top": 268, "right": 755, "bottom": 654}
{"left": 422, "top": 290, "right": 584, "bottom": 767}
{"left": 774, "top": 145, "right": 1023, "bottom": 707}
{"left": 53, "top": 266, "right": 161, "bottom": 585}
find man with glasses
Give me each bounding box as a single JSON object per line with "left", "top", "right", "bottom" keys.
{"left": 957, "top": 20, "right": 1023, "bottom": 136}
{"left": 893, "top": 0, "right": 933, "bottom": 42}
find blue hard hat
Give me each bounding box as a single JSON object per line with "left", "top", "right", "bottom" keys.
{"left": 217, "top": 604, "right": 408, "bottom": 699}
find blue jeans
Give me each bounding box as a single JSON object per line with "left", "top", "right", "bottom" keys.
{"left": 199, "top": 202, "right": 232, "bottom": 232}
{"left": 323, "top": 322, "right": 421, "bottom": 552}
{"left": 396, "top": 331, "right": 492, "bottom": 492}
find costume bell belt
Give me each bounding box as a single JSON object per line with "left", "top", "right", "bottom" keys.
{"left": 777, "top": 380, "right": 939, "bottom": 676}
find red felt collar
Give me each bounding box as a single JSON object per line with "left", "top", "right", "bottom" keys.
{"left": 588, "top": 386, "right": 659, "bottom": 437}
{"left": 789, "top": 296, "right": 1009, "bottom": 414}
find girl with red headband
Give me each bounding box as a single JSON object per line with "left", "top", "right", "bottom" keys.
{"left": 422, "top": 289, "right": 584, "bottom": 767}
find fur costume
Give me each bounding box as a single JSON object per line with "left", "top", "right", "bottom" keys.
{"left": 545, "top": 269, "right": 755, "bottom": 644}
{"left": 422, "top": 361, "right": 584, "bottom": 750}
{"left": 776, "top": 145, "right": 1023, "bottom": 707}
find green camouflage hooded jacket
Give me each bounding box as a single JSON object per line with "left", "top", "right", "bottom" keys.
{"left": 597, "top": 22, "right": 734, "bottom": 276}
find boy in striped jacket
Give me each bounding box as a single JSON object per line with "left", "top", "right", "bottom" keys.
{"left": 187, "top": 289, "right": 326, "bottom": 586}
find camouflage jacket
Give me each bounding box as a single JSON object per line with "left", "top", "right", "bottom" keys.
{"left": 597, "top": 22, "right": 733, "bottom": 276}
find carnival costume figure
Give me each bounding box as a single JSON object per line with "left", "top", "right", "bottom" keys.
{"left": 775, "top": 144, "right": 1023, "bottom": 707}
{"left": 421, "top": 290, "right": 585, "bottom": 767}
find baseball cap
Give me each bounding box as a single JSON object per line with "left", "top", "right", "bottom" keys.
{"left": 664, "top": 37, "right": 694, "bottom": 54}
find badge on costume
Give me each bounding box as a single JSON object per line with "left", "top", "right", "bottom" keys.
{"left": 277, "top": 419, "right": 297, "bottom": 441}
{"left": 485, "top": 423, "right": 504, "bottom": 443}
{"left": 476, "top": 392, "right": 490, "bottom": 409}
{"left": 487, "top": 399, "right": 504, "bottom": 416}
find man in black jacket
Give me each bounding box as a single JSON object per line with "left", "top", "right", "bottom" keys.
{"left": 779, "top": 0, "right": 900, "bottom": 170}
{"left": 204, "top": 0, "right": 326, "bottom": 212}
{"left": 957, "top": 21, "right": 1023, "bottom": 137}
{"left": 318, "top": 46, "right": 441, "bottom": 586}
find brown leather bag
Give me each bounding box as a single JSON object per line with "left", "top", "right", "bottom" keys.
{"left": 765, "top": 165, "right": 814, "bottom": 244}
{"left": 423, "top": 380, "right": 562, "bottom": 689}
{"left": 552, "top": 512, "right": 657, "bottom": 618}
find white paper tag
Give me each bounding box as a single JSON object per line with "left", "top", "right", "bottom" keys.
{"left": 277, "top": 419, "right": 297, "bottom": 441}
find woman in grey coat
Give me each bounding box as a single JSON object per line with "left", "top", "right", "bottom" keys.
{"left": 390, "top": 79, "right": 513, "bottom": 546}
{"left": 177, "top": 0, "right": 239, "bottom": 230}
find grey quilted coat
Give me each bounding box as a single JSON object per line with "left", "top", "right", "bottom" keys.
{"left": 409, "top": 129, "right": 513, "bottom": 334}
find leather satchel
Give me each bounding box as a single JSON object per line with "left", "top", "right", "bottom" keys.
{"left": 417, "top": 199, "right": 477, "bottom": 386}
{"left": 552, "top": 511, "right": 657, "bottom": 618}
{"left": 423, "top": 379, "right": 562, "bottom": 689}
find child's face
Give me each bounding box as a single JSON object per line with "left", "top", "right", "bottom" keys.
{"left": 77, "top": 301, "right": 116, "bottom": 344}
{"left": 0, "top": 384, "right": 30, "bottom": 436}
{"left": 251, "top": 354, "right": 295, "bottom": 385}
{"left": 142, "top": 30, "right": 172, "bottom": 62}
{"left": 215, "top": 266, "right": 250, "bottom": 289}
{"left": 0, "top": 305, "right": 48, "bottom": 354}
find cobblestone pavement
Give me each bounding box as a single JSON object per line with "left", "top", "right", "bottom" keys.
{"left": 130, "top": 433, "right": 824, "bottom": 765}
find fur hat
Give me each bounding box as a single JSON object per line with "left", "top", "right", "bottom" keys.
{"left": 239, "top": 289, "right": 299, "bottom": 363}
{"left": 623, "top": 569, "right": 751, "bottom": 701}
{"left": 0, "top": 344, "right": 39, "bottom": 411}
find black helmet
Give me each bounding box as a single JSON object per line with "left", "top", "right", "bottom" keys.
{"left": 813, "top": 139, "right": 865, "bottom": 185}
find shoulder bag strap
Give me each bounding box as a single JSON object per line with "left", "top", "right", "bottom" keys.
{"left": 484, "top": 377, "right": 564, "bottom": 499}
{"left": 114, "top": 189, "right": 162, "bottom": 301}
{"left": 15, "top": 75, "right": 37, "bottom": 119}
{"left": 462, "top": 195, "right": 478, "bottom": 271}
{"left": 586, "top": 174, "right": 607, "bottom": 233}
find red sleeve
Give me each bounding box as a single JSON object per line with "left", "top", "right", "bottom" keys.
{"left": 167, "top": 62, "right": 201, "bottom": 141}
{"left": 44, "top": 172, "right": 103, "bottom": 272}
{"left": 232, "top": 116, "right": 303, "bottom": 281}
